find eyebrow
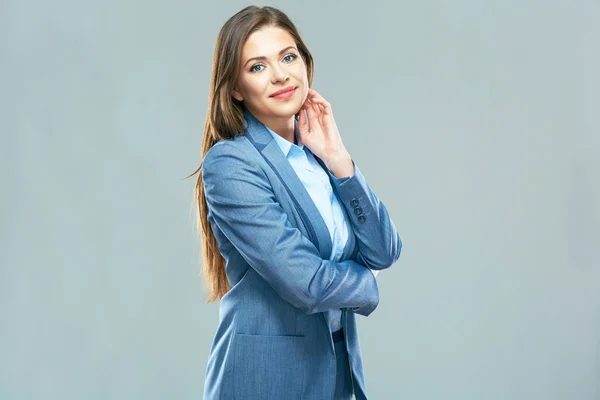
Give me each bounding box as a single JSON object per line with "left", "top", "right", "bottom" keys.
{"left": 243, "top": 46, "right": 298, "bottom": 67}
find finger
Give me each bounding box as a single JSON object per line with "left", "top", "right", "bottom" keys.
{"left": 305, "top": 100, "right": 321, "bottom": 132}
{"left": 307, "top": 88, "right": 325, "bottom": 102}
{"left": 308, "top": 98, "right": 328, "bottom": 121}
{"left": 307, "top": 89, "right": 332, "bottom": 115}
{"left": 297, "top": 107, "right": 308, "bottom": 133}
{"left": 317, "top": 103, "right": 333, "bottom": 131}
{"left": 308, "top": 99, "right": 327, "bottom": 122}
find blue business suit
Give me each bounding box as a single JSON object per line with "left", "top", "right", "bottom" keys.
{"left": 202, "top": 109, "right": 402, "bottom": 400}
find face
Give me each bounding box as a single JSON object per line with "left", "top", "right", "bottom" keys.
{"left": 233, "top": 25, "right": 309, "bottom": 123}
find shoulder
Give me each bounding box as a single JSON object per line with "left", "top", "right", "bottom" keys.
{"left": 202, "top": 134, "right": 257, "bottom": 167}
{"left": 201, "top": 135, "right": 268, "bottom": 186}
{"left": 201, "top": 135, "right": 273, "bottom": 195}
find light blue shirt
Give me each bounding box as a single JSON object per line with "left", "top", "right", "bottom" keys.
{"left": 266, "top": 123, "right": 349, "bottom": 332}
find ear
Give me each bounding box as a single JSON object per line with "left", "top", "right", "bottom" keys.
{"left": 232, "top": 88, "right": 243, "bottom": 102}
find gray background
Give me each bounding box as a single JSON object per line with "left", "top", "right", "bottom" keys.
{"left": 1, "top": 0, "right": 598, "bottom": 399}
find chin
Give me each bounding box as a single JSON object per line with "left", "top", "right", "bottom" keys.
{"left": 269, "top": 102, "right": 303, "bottom": 119}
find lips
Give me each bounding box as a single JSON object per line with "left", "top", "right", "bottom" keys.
{"left": 270, "top": 86, "right": 296, "bottom": 97}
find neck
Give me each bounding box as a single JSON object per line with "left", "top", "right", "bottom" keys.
{"left": 256, "top": 114, "right": 296, "bottom": 144}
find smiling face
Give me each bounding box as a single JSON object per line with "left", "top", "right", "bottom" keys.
{"left": 232, "top": 25, "right": 309, "bottom": 126}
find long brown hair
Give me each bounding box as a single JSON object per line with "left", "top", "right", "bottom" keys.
{"left": 190, "top": 6, "right": 314, "bottom": 302}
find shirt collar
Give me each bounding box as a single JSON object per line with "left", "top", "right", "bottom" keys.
{"left": 265, "top": 120, "right": 304, "bottom": 157}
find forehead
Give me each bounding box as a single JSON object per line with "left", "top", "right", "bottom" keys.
{"left": 242, "top": 26, "right": 296, "bottom": 59}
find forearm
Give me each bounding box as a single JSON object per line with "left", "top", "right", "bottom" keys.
{"left": 326, "top": 159, "right": 402, "bottom": 270}
{"left": 322, "top": 149, "right": 354, "bottom": 179}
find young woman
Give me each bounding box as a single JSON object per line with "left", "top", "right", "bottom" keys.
{"left": 192, "top": 5, "right": 402, "bottom": 400}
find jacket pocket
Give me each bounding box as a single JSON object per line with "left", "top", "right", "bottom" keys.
{"left": 232, "top": 333, "right": 307, "bottom": 400}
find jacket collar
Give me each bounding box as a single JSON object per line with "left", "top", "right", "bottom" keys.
{"left": 242, "top": 108, "right": 333, "bottom": 260}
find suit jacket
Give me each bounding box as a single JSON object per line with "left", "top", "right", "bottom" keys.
{"left": 201, "top": 109, "right": 402, "bottom": 400}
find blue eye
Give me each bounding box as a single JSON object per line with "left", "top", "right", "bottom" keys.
{"left": 249, "top": 54, "right": 297, "bottom": 73}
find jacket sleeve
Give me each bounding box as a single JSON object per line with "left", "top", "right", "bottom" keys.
{"left": 326, "top": 160, "right": 402, "bottom": 271}
{"left": 202, "top": 143, "right": 379, "bottom": 316}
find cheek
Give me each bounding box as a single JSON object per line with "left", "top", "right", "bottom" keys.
{"left": 295, "top": 64, "right": 309, "bottom": 86}
{"left": 241, "top": 75, "right": 270, "bottom": 98}
{"left": 296, "top": 66, "right": 309, "bottom": 93}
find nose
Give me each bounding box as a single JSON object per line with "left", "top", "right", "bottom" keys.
{"left": 270, "top": 64, "right": 289, "bottom": 84}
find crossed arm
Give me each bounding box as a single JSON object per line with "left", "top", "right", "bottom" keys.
{"left": 202, "top": 143, "right": 402, "bottom": 316}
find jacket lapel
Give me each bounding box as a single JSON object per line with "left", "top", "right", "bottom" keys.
{"left": 242, "top": 109, "right": 333, "bottom": 261}
{"left": 312, "top": 155, "right": 358, "bottom": 262}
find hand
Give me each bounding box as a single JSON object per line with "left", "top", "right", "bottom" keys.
{"left": 297, "top": 89, "right": 354, "bottom": 177}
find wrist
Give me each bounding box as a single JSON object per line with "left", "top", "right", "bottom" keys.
{"left": 324, "top": 150, "right": 353, "bottom": 179}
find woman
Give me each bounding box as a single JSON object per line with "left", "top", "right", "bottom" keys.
{"left": 192, "top": 5, "right": 402, "bottom": 400}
